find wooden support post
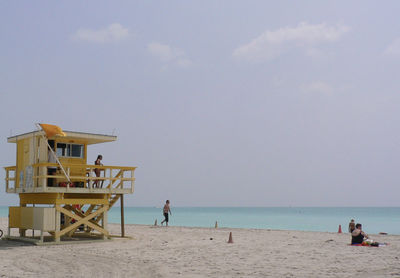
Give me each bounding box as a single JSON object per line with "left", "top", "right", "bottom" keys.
{"left": 32, "top": 204, "right": 35, "bottom": 238}
{"left": 55, "top": 205, "right": 61, "bottom": 242}
{"left": 19, "top": 204, "right": 26, "bottom": 237}
{"left": 120, "top": 194, "right": 125, "bottom": 237}
{"left": 102, "top": 204, "right": 109, "bottom": 239}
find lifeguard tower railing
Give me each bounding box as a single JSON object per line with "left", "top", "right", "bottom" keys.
{"left": 5, "top": 163, "right": 136, "bottom": 194}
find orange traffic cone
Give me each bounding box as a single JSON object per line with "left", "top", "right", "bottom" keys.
{"left": 338, "top": 225, "right": 342, "bottom": 233}
{"left": 228, "top": 232, "right": 233, "bottom": 243}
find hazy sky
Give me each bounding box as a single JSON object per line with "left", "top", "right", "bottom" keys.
{"left": 1, "top": 1, "right": 400, "bottom": 207}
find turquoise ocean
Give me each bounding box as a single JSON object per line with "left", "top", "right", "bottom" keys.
{"left": 1, "top": 207, "right": 399, "bottom": 235}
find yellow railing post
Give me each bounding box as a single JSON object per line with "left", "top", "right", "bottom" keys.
{"left": 131, "top": 170, "right": 135, "bottom": 193}
{"left": 5, "top": 168, "right": 9, "bottom": 192}
{"left": 42, "top": 165, "right": 46, "bottom": 189}
{"left": 67, "top": 167, "right": 70, "bottom": 189}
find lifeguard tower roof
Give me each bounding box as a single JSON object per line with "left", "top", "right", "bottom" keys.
{"left": 7, "top": 130, "right": 117, "bottom": 145}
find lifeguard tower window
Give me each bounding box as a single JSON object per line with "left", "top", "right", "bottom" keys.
{"left": 56, "top": 143, "right": 84, "bottom": 158}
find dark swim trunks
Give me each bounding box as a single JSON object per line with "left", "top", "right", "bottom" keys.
{"left": 163, "top": 212, "right": 169, "bottom": 222}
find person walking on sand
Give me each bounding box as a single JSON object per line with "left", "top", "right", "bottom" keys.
{"left": 161, "top": 200, "right": 172, "bottom": 226}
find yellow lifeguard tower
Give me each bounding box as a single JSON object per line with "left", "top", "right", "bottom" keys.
{"left": 4, "top": 124, "right": 136, "bottom": 244}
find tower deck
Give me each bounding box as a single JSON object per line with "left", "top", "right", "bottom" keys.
{"left": 5, "top": 163, "right": 136, "bottom": 194}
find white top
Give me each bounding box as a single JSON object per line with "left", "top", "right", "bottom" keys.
{"left": 48, "top": 150, "right": 57, "bottom": 168}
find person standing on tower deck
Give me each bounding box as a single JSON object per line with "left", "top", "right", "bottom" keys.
{"left": 161, "top": 200, "right": 172, "bottom": 226}
{"left": 94, "top": 155, "right": 103, "bottom": 188}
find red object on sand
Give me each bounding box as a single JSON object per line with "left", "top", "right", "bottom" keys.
{"left": 338, "top": 225, "right": 342, "bottom": 233}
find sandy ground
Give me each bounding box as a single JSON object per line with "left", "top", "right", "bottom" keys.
{"left": 0, "top": 217, "right": 399, "bottom": 278}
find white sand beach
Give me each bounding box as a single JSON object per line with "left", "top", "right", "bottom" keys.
{"left": 0, "top": 217, "right": 399, "bottom": 278}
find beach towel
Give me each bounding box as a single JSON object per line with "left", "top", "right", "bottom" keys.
{"left": 349, "top": 243, "right": 387, "bottom": 247}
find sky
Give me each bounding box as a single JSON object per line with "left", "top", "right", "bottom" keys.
{"left": 1, "top": 1, "right": 400, "bottom": 207}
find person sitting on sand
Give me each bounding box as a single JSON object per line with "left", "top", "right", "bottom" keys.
{"left": 161, "top": 200, "right": 172, "bottom": 226}
{"left": 348, "top": 219, "right": 355, "bottom": 233}
{"left": 351, "top": 223, "right": 368, "bottom": 244}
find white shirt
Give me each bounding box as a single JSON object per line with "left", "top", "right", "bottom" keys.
{"left": 48, "top": 150, "right": 57, "bottom": 168}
